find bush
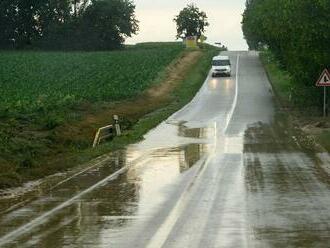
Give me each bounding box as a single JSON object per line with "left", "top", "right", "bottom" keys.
{"left": 0, "top": 172, "right": 22, "bottom": 189}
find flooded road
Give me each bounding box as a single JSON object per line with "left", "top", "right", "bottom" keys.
{"left": 1, "top": 51, "right": 330, "bottom": 247}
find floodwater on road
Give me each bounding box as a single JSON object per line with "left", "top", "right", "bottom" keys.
{"left": 1, "top": 51, "right": 330, "bottom": 247}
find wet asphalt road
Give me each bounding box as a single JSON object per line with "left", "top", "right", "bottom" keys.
{"left": 1, "top": 51, "right": 330, "bottom": 247}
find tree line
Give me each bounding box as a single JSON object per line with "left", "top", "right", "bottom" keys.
{"left": 0, "top": 0, "right": 138, "bottom": 50}
{"left": 242, "top": 0, "right": 330, "bottom": 106}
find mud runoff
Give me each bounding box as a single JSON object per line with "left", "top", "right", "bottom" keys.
{"left": 244, "top": 115, "right": 330, "bottom": 247}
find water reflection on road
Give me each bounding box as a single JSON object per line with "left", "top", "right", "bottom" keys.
{"left": 0, "top": 121, "right": 211, "bottom": 247}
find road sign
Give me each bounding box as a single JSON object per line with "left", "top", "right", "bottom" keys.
{"left": 185, "top": 36, "right": 198, "bottom": 49}
{"left": 316, "top": 69, "right": 330, "bottom": 86}
{"left": 316, "top": 69, "right": 330, "bottom": 117}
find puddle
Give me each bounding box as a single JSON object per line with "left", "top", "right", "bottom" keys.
{"left": 243, "top": 113, "right": 330, "bottom": 247}
{"left": 0, "top": 134, "right": 209, "bottom": 247}
{"left": 177, "top": 123, "right": 209, "bottom": 139}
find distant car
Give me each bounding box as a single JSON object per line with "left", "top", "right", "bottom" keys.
{"left": 211, "top": 56, "right": 231, "bottom": 77}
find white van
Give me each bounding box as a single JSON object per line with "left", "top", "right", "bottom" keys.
{"left": 211, "top": 56, "right": 231, "bottom": 77}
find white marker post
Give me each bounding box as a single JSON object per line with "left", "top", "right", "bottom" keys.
{"left": 316, "top": 69, "right": 330, "bottom": 117}
{"left": 113, "top": 115, "right": 121, "bottom": 136}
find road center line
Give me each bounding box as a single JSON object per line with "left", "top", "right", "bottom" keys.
{"left": 224, "top": 53, "right": 240, "bottom": 133}
{"left": 145, "top": 154, "right": 211, "bottom": 248}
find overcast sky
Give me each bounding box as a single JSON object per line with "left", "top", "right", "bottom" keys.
{"left": 126, "top": 0, "right": 248, "bottom": 50}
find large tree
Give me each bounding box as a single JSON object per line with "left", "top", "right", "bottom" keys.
{"left": 79, "top": 0, "right": 139, "bottom": 50}
{"left": 0, "top": 0, "right": 72, "bottom": 48}
{"left": 174, "top": 4, "right": 209, "bottom": 40}
{"left": 0, "top": 0, "right": 139, "bottom": 50}
{"left": 0, "top": 0, "right": 16, "bottom": 48}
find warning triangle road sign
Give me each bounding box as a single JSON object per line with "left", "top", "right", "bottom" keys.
{"left": 316, "top": 69, "right": 330, "bottom": 86}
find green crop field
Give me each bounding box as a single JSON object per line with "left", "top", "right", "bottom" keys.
{"left": 0, "top": 42, "right": 184, "bottom": 116}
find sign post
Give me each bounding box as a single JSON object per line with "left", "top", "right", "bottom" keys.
{"left": 324, "top": 86, "right": 327, "bottom": 117}
{"left": 316, "top": 69, "right": 330, "bottom": 117}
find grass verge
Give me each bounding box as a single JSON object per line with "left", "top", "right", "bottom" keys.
{"left": 259, "top": 51, "right": 293, "bottom": 107}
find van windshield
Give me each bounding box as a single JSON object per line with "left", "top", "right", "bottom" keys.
{"left": 213, "top": 60, "right": 230, "bottom": 66}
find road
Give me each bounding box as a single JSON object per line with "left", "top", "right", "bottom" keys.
{"left": 1, "top": 51, "right": 330, "bottom": 247}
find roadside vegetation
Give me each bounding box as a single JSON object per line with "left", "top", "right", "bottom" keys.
{"left": 242, "top": 0, "right": 330, "bottom": 108}
{"left": 261, "top": 51, "right": 330, "bottom": 153}
{"left": 0, "top": 43, "right": 220, "bottom": 189}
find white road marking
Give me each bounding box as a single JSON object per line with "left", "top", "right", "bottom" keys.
{"left": 145, "top": 155, "right": 211, "bottom": 248}
{"left": 224, "top": 53, "right": 240, "bottom": 133}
